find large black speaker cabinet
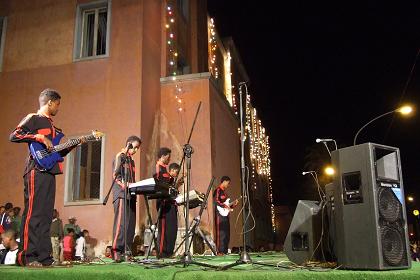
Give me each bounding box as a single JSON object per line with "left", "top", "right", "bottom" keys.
{"left": 284, "top": 200, "right": 323, "bottom": 265}
{"left": 331, "top": 143, "right": 411, "bottom": 270}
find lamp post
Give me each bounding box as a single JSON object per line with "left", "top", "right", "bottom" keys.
{"left": 353, "top": 105, "right": 413, "bottom": 146}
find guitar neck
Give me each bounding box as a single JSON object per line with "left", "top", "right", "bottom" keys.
{"left": 228, "top": 197, "right": 241, "bottom": 206}
{"left": 52, "top": 134, "right": 96, "bottom": 152}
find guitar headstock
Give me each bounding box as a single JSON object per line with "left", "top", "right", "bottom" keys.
{"left": 91, "top": 130, "right": 104, "bottom": 140}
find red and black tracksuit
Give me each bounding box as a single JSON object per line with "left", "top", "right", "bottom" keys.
{"left": 111, "top": 152, "right": 136, "bottom": 260}
{"left": 214, "top": 185, "right": 231, "bottom": 254}
{"left": 155, "top": 161, "right": 178, "bottom": 258}
{"left": 10, "top": 113, "right": 72, "bottom": 266}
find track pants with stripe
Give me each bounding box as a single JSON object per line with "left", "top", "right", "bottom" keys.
{"left": 214, "top": 212, "right": 230, "bottom": 254}
{"left": 157, "top": 199, "right": 178, "bottom": 258}
{"left": 18, "top": 169, "right": 55, "bottom": 266}
{"left": 112, "top": 197, "right": 136, "bottom": 259}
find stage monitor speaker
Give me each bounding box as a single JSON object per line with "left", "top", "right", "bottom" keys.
{"left": 284, "top": 200, "right": 322, "bottom": 265}
{"left": 331, "top": 143, "right": 411, "bottom": 270}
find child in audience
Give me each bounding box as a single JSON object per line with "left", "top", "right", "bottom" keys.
{"left": 75, "top": 230, "right": 89, "bottom": 261}
{"left": 63, "top": 228, "right": 75, "bottom": 261}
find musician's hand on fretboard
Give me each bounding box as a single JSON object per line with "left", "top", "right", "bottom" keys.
{"left": 79, "top": 136, "right": 87, "bottom": 144}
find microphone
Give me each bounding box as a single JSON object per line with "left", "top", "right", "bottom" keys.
{"left": 316, "top": 138, "right": 333, "bottom": 143}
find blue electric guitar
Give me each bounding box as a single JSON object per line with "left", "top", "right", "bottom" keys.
{"left": 30, "top": 130, "right": 104, "bottom": 170}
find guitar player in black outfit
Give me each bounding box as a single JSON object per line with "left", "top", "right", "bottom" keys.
{"left": 9, "top": 89, "right": 84, "bottom": 267}
{"left": 213, "top": 176, "right": 238, "bottom": 255}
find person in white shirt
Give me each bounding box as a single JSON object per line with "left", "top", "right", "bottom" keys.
{"left": 75, "top": 230, "right": 89, "bottom": 261}
{"left": 1, "top": 229, "right": 19, "bottom": 265}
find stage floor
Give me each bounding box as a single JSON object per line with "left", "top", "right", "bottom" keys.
{"left": 1, "top": 253, "right": 419, "bottom": 280}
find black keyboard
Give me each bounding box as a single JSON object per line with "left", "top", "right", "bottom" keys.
{"left": 129, "top": 177, "right": 177, "bottom": 199}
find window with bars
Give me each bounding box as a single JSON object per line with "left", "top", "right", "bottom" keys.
{"left": 65, "top": 136, "right": 105, "bottom": 205}
{"left": 74, "top": 1, "right": 110, "bottom": 60}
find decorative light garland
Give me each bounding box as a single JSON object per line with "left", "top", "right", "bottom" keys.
{"left": 166, "top": 3, "right": 178, "bottom": 78}
{"left": 208, "top": 15, "right": 274, "bottom": 232}
{"left": 208, "top": 18, "right": 218, "bottom": 79}
{"left": 244, "top": 94, "right": 274, "bottom": 232}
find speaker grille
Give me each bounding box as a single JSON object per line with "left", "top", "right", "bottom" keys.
{"left": 378, "top": 187, "right": 401, "bottom": 223}
{"left": 381, "top": 226, "right": 405, "bottom": 266}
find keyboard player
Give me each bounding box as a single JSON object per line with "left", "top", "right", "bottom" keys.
{"left": 154, "top": 148, "right": 182, "bottom": 258}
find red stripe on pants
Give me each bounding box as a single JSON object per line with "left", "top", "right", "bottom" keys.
{"left": 113, "top": 201, "right": 123, "bottom": 259}
{"left": 23, "top": 170, "right": 35, "bottom": 251}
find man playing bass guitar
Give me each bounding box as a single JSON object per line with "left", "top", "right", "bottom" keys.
{"left": 9, "top": 89, "right": 86, "bottom": 267}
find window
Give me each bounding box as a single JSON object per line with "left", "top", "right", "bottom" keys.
{"left": 177, "top": 55, "right": 191, "bottom": 75}
{"left": 74, "top": 0, "right": 111, "bottom": 60}
{"left": 65, "top": 135, "right": 105, "bottom": 205}
{"left": 177, "top": 0, "right": 189, "bottom": 21}
{"left": 0, "top": 16, "right": 7, "bottom": 71}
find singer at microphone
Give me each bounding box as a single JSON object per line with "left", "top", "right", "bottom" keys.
{"left": 110, "top": 135, "right": 142, "bottom": 262}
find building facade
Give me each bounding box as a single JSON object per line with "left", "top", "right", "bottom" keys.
{"left": 0, "top": 0, "right": 272, "bottom": 254}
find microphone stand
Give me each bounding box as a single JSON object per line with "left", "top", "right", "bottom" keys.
{"left": 218, "top": 82, "right": 277, "bottom": 270}
{"left": 103, "top": 145, "right": 132, "bottom": 262}
{"left": 144, "top": 102, "right": 217, "bottom": 269}
{"left": 173, "top": 177, "right": 217, "bottom": 256}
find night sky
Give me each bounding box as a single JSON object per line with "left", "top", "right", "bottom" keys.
{"left": 207, "top": 2, "right": 420, "bottom": 209}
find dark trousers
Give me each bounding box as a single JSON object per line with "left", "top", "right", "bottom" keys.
{"left": 157, "top": 199, "right": 178, "bottom": 258}
{"left": 112, "top": 197, "right": 136, "bottom": 259}
{"left": 18, "top": 169, "right": 55, "bottom": 266}
{"left": 215, "top": 212, "right": 230, "bottom": 254}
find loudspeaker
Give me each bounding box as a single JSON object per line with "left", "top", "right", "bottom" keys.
{"left": 331, "top": 143, "right": 411, "bottom": 270}
{"left": 284, "top": 200, "right": 323, "bottom": 265}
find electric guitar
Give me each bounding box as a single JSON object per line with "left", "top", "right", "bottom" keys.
{"left": 30, "top": 130, "right": 104, "bottom": 170}
{"left": 217, "top": 196, "right": 241, "bottom": 217}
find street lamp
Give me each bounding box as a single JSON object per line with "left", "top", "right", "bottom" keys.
{"left": 407, "top": 196, "right": 414, "bottom": 202}
{"left": 324, "top": 166, "right": 335, "bottom": 176}
{"left": 353, "top": 105, "right": 413, "bottom": 146}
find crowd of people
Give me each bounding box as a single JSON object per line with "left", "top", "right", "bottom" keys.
{"left": 1, "top": 204, "right": 91, "bottom": 265}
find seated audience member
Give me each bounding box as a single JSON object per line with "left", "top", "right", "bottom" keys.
{"left": 105, "top": 246, "right": 113, "bottom": 258}
{"left": 1, "top": 229, "right": 19, "bottom": 265}
{"left": 0, "top": 203, "right": 13, "bottom": 232}
{"left": 411, "top": 242, "right": 420, "bottom": 262}
{"left": 64, "top": 216, "right": 81, "bottom": 240}
{"left": 63, "top": 228, "right": 75, "bottom": 261}
{"left": 105, "top": 246, "right": 113, "bottom": 259}
{"left": 11, "top": 207, "right": 22, "bottom": 235}
{"left": 75, "top": 230, "right": 89, "bottom": 261}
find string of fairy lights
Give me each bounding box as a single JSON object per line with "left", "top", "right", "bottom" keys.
{"left": 165, "top": 2, "right": 186, "bottom": 114}
{"left": 206, "top": 18, "right": 275, "bottom": 232}
{"left": 166, "top": 3, "right": 178, "bottom": 77}
{"left": 165, "top": 12, "right": 275, "bottom": 232}
{"left": 208, "top": 18, "right": 219, "bottom": 79}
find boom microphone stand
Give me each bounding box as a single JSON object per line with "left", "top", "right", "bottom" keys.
{"left": 145, "top": 102, "right": 217, "bottom": 269}
{"left": 218, "top": 82, "right": 277, "bottom": 270}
